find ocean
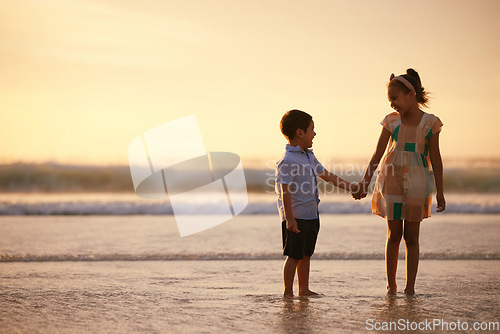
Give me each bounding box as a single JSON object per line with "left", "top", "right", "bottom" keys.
{"left": 1, "top": 192, "right": 500, "bottom": 216}
{"left": 0, "top": 161, "right": 499, "bottom": 333}
{"left": 1, "top": 213, "right": 499, "bottom": 333}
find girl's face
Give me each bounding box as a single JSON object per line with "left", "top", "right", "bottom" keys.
{"left": 387, "top": 85, "right": 415, "bottom": 116}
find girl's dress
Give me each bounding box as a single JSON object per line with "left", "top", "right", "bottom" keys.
{"left": 372, "top": 112, "right": 443, "bottom": 221}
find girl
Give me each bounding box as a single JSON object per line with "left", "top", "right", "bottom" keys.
{"left": 355, "top": 68, "right": 445, "bottom": 295}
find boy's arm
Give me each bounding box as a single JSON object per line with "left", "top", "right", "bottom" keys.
{"left": 281, "top": 183, "right": 300, "bottom": 233}
{"left": 317, "top": 170, "right": 356, "bottom": 192}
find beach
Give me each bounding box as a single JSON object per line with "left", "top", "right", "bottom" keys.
{"left": 2, "top": 0, "right": 500, "bottom": 331}
{"left": 1, "top": 210, "right": 499, "bottom": 333}
{"left": 1, "top": 260, "right": 499, "bottom": 333}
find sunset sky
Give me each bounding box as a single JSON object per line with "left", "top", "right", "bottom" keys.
{"left": 1, "top": 0, "right": 499, "bottom": 167}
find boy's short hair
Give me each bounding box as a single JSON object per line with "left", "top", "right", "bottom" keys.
{"left": 280, "top": 109, "right": 312, "bottom": 141}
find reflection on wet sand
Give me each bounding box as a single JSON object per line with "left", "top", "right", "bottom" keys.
{"left": 280, "top": 298, "right": 314, "bottom": 334}
{"left": 367, "top": 294, "right": 427, "bottom": 332}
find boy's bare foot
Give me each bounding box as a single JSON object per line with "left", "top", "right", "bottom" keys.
{"left": 298, "top": 289, "right": 322, "bottom": 297}
{"left": 386, "top": 286, "right": 397, "bottom": 295}
{"left": 404, "top": 288, "right": 415, "bottom": 296}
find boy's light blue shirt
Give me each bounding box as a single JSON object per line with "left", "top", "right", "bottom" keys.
{"left": 275, "top": 144, "right": 325, "bottom": 221}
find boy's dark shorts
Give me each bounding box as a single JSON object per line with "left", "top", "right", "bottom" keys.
{"left": 281, "top": 218, "right": 320, "bottom": 260}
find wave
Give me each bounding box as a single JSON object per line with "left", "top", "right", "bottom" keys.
{"left": 1, "top": 252, "right": 498, "bottom": 262}
{"left": 2, "top": 161, "right": 500, "bottom": 193}
{"left": 1, "top": 194, "right": 500, "bottom": 215}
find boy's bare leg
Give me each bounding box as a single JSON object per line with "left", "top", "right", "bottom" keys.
{"left": 297, "top": 256, "right": 319, "bottom": 296}
{"left": 283, "top": 256, "right": 299, "bottom": 298}
{"left": 403, "top": 220, "right": 421, "bottom": 296}
{"left": 386, "top": 219, "right": 403, "bottom": 295}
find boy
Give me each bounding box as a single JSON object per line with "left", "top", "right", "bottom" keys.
{"left": 275, "top": 109, "right": 357, "bottom": 299}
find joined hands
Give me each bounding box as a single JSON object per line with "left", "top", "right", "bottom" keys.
{"left": 350, "top": 182, "right": 367, "bottom": 200}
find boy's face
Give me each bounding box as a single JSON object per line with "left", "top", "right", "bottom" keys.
{"left": 301, "top": 120, "right": 316, "bottom": 149}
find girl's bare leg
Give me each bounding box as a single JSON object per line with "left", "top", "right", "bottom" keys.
{"left": 283, "top": 256, "right": 299, "bottom": 298}
{"left": 403, "top": 220, "right": 421, "bottom": 295}
{"left": 386, "top": 219, "right": 403, "bottom": 295}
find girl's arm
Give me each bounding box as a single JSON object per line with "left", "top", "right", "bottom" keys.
{"left": 359, "top": 127, "right": 391, "bottom": 192}
{"left": 429, "top": 132, "right": 446, "bottom": 212}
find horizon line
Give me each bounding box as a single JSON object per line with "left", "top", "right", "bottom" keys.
{"left": 1, "top": 155, "right": 500, "bottom": 168}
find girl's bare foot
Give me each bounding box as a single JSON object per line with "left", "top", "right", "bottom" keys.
{"left": 283, "top": 290, "right": 294, "bottom": 299}
{"left": 386, "top": 286, "right": 397, "bottom": 295}
{"left": 404, "top": 288, "right": 415, "bottom": 296}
